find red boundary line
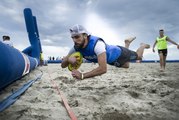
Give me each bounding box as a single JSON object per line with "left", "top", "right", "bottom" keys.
{"left": 50, "top": 79, "right": 78, "bottom": 120}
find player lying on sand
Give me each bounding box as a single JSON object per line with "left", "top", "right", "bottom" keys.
{"left": 61, "top": 24, "right": 150, "bottom": 80}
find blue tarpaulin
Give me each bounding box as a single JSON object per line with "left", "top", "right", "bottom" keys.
{"left": 0, "top": 73, "right": 42, "bottom": 112}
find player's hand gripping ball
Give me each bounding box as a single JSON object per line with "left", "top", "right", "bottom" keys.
{"left": 68, "top": 52, "right": 83, "bottom": 71}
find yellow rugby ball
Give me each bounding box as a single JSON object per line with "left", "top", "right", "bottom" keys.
{"left": 68, "top": 52, "right": 83, "bottom": 71}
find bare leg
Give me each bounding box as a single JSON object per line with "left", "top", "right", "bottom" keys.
{"left": 159, "top": 53, "right": 163, "bottom": 68}
{"left": 124, "top": 37, "right": 136, "bottom": 48}
{"left": 163, "top": 55, "right": 167, "bottom": 70}
{"left": 121, "top": 37, "right": 136, "bottom": 68}
{"left": 159, "top": 53, "right": 166, "bottom": 72}
{"left": 136, "top": 43, "right": 150, "bottom": 60}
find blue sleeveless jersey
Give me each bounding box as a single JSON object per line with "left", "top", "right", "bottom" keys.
{"left": 75, "top": 35, "right": 121, "bottom": 64}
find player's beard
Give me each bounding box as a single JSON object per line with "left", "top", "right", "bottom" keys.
{"left": 74, "top": 37, "right": 85, "bottom": 49}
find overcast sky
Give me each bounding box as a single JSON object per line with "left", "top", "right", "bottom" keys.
{"left": 1, "top": 0, "right": 179, "bottom": 60}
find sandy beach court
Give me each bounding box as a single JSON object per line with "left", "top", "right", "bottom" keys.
{"left": 0, "top": 63, "right": 179, "bottom": 120}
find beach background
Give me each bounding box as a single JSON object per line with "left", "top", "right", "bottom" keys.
{"left": 0, "top": 63, "right": 179, "bottom": 120}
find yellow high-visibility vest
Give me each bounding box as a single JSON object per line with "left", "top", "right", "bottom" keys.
{"left": 156, "top": 35, "right": 167, "bottom": 50}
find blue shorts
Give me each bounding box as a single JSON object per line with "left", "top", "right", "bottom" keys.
{"left": 111, "top": 46, "right": 138, "bottom": 67}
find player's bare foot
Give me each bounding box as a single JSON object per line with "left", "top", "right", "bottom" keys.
{"left": 160, "top": 68, "right": 165, "bottom": 72}
{"left": 140, "top": 43, "right": 150, "bottom": 49}
{"left": 125, "top": 37, "right": 136, "bottom": 48}
{"left": 125, "top": 37, "right": 136, "bottom": 44}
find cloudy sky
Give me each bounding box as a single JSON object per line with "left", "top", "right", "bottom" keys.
{"left": 1, "top": 0, "right": 179, "bottom": 60}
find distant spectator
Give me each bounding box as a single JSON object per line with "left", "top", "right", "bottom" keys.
{"left": 49, "top": 56, "right": 52, "bottom": 60}
{"left": 2, "top": 35, "right": 13, "bottom": 47}
{"left": 40, "top": 52, "right": 44, "bottom": 66}
{"left": 52, "top": 56, "right": 55, "bottom": 60}
{"left": 56, "top": 56, "right": 59, "bottom": 60}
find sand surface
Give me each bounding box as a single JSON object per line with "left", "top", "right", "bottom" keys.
{"left": 0, "top": 63, "right": 179, "bottom": 120}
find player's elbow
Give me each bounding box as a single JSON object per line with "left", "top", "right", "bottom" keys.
{"left": 61, "top": 64, "right": 65, "bottom": 68}
{"left": 104, "top": 67, "right": 107, "bottom": 73}
{"left": 100, "top": 66, "right": 107, "bottom": 74}
{"left": 103, "top": 69, "right": 107, "bottom": 74}
{"left": 61, "top": 62, "right": 68, "bottom": 68}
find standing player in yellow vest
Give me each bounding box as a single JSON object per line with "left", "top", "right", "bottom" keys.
{"left": 152, "top": 29, "right": 179, "bottom": 71}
